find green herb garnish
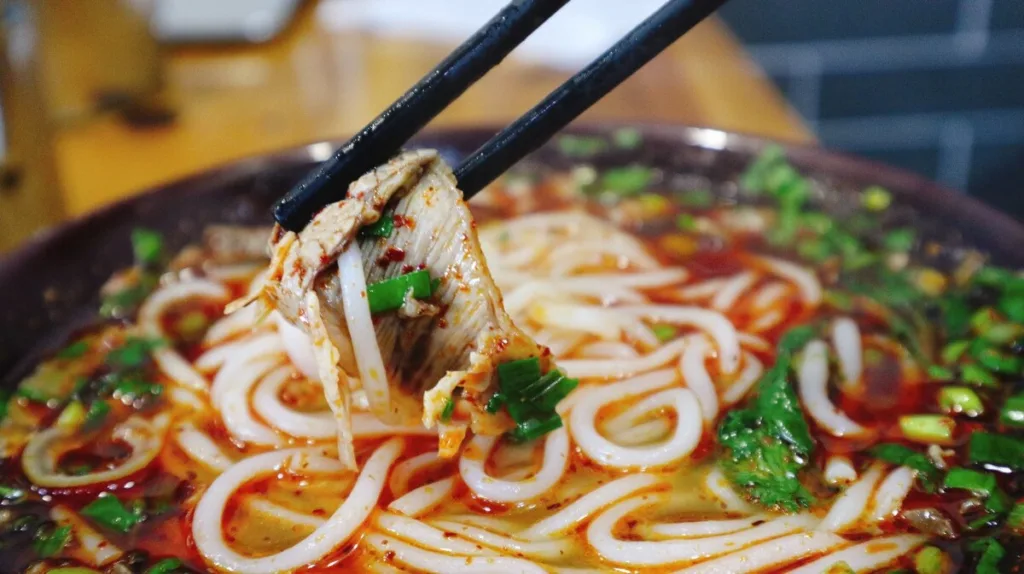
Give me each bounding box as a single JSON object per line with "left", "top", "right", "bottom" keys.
{"left": 969, "top": 432, "right": 1024, "bottom": 470}
{"left": 360, "top": 210, "right": 395, "bottom": 239}
{"left": 599, "top": 165, "right": 654, "bottom": 196}
{"left": 495, "top": 357, "right": 577, "bottom": 443}
{"left": 131, "top": 228, "right": 164, "bottom": 267}
{"left": 869, "top": 443, "right": 941, "bottom": 492}
{"left": 33, "top": 524, "right": 72, "bottom": 558}
{"left": 81, "top": 493, "right": 142, "bottom": 533}
{"left": 366, "top": 270, "right": 435, "bottom": 314}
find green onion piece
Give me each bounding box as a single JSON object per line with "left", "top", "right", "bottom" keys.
{"left": 740, "top": 145, "right": 785, "bottom": 194}
{"left": 943, "top": 467, "right": 996, "bottom": 496}
{"left": 557, "top": 135, "right": 607, "bottom": 158}
{"left": 106, "top": 337, "right": 164, "bottom": 369}
{"left": 799, "top": 211, "right": 832, "bottom": 234}
{"left": 981, "top": 321, "right": 1022, "bottom": 345}
{"left": 145, "top": 558, "right": 184, "bottom": 574}
{"left": 174, "top": 311, "right": 210, "bottom": 342}
{"left": 676, "top": 189, "right": 714, "bottom": 208}
{"left": 962, "top": 364, "right": 998, "bottom": 387}
{"left": 599, "top": 165, "right": 654, "bottom": 196}
{"left": 974, "top": 266, "right": 1015, "bottom": 287}
{"left": 55, "top": 401, "right": 87, "bottom": 432}
{"left": 970, "top": 308, "right": 1000, "bottom": 337}
{"left": 971, "top": 341, "right": 1022, "bottom": 374}
{"left": 861, "top": 185, "right": 892, "bottom": 211}
{"left": 968, "top": 537, "right": 1005, "bottom": 574}
{"left": 998, "top": 291, "right": 1024, "bottom": 323}
{"left": 652, "top": 324, "right": 677, "bottom": 342}
{"left": 57, "top": 341, "right": 90, "bottom": 360}
{"left": 938, "top": 386, "right": 983, "bottom": 415}
{"left": 366, "top": 271, "right": 434, "bottom": 314}
{"left": 612, "top": 128, "right": 642, "bottom": 150}
{"left": 440, "top": 398, "right": 455, "bottom": 422}
{"left": 33, "top": 524, "right": 72, "bottom": 558}
{"left": 0, "top": 485, "right": 27, "bottom": 504}
{"left": 913, "top": 546, "right": 947, "bottom": 574}
{"left": 114, "top": 380, "right": 163, "bottom": 403}
{"left": 496, "top": 358, "right": 542, "bottom": 394}
{"left": 131, "top": 228, "right": 164, "bottom": 267}
{"left": 798, "top": 238, "right": 833, "bottom": 262}
{"left": 941, "top": 340, "right": 970, "bottom": 365}
{"left": 84, "top": 400, "right": 111, "bottom": 429}
{"left": 869, "top": 445, "right": 940, "bottom": 493}
{"left": 899, "top": 415, "right": 954, "bottom": 443}
{"left": 926, "top": 365, "right": 953, "bottom": 382}
{"left": 883, "top": 228, "right": 915, "bottom": 252}
{"left": 535, "top": 376, "right": 578, "bottom": 413}
{"left": 81, "top": 493, "right": 141, "bottom": 533}
{"left": 984, "top": 487, "right": 1012, "bottom": 514}
{"left": 1007, "top": 503, "right": 1024, "bottom": 533}
{"left": 1001, "top": 393, "right": 1024, "bottom": 427}
{"left": 360, "top": 212, "right": 395, "bottom": 239}
{"left": 969, "top": 432, "right": 1024, "bottom": 470}
{"left": 484, "top": 393, "right": 505, "bottom": 414}
{"left": 508, "top": 413, "right": 562, "bottom": 444}
{"left": 675, "top": 213, "right": 698, "bottom": 232}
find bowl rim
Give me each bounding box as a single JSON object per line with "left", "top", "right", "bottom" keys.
{"left": 3, "top": 122, "right": 1022, "bottom": 277}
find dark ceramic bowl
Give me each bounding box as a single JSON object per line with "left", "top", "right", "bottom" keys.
{"left": 2, "top": 124, "right": 1022, "bottom": 386}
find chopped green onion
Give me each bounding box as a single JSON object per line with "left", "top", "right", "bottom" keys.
{"left": 484, "top": 393, "right": 505, "bottom": 414}
{"left": 998, "top": 291, "right": 1024, "bottom": 323}
{"left": 913, "top": 546, "right": 947, "bottom": 574}
{"left": 675, "top": 213, "right": 698, "bottom": 232}
{"left": 968, "top": 537, "right": 1005, "bottom": 574}
{"left": 970, "top": 341, "right": 1022, "bottom": 374}
{"left": 676, "top": 189, "right": 714, "bottom": 208}
{"left": 612, "top": 128, "right": 642, "bottom": 150}
{"left": 799, "top": 212, "right": 833, "bottom": 234}
{"left": 652, "top": 324, "right": 677, "bottom": 342}
{"left": 599, "top": 165, "right": 654, "bottom": 196}
{"left": 57, "top": 341, "right": 90, "bottom": 360}
{"left": 366, "top": 271, "right": 434, "bottom": 314}
{"left": 861, "top": 185, "right": 892, "bottom": 211}
{"left": 765, "top": 163, "right": 801, "bottom": 196}
{"left": 883, "top": 228, "right": 915, "bottom": 252}
{"left": 969, "top": 432, "right": 1024, "bottom": 470}
{"left": 106, "top": 337, "right": 164, "bottom": 369}
{"left": 497, "top": 358, "right": 542, "bottom": 393}
{"left": 974, "top": 266, "right": 1016, "bottom": 287}
{"left": 535, "top": 375, "right": 578, "bottom": 412}
{"left": 174, "top": 311, "right": 210, "bottom": 342}
{"left": 740, "top": 145, "right": 785, "bottom": 194}
{"left": 84, "top": 400, "right": 111, "bottom": 429}
{"left": 798, "top": 238, "right": 833, "bottom": 262}
{"left": 899, "top": 414, "right": 954, "bottom": 443}
{"left": 1000, "top": 393, "right": 1024, "bottom": 427}
{"left": 869, "top": 444, "right": 941, "bottom": 492}
{"left": 941, "top": 340, "right": 970, "bottom": 364}
{"left": 927, "top": 365, "right": 953, "bottom": 382}
{"left": 131, "top": 228, "right": 164, "bottom": 267}
{"left": 980, "top": 321, "right": 1022, "bottom": 345}
{"left": 557, "top": 135, "right": 607, "bottom": 158}
{"left": 943, "top": 467, "right": 996, "bottom": 496}
{"left": 81, "top": 493, "right": 141, "bottom": 533}
{"left": 360, "top": 212, "right": 395, "bottom": 239}
{"left": 507, "top": 413, "right": 562, "bottom": 444}
{"left": 113, "top": 380, "right": 163, "bottom": 405}
{"left": 970, "top": 307, "right": 1000, "bottom": 337}
{"left": 33, "top": 524, "right": 72, "bottom": 558}
{"left": 0, "top": 484, "right": 27, "bottom": 504}
{"left": 1008, "top": 503, "right": 1024, "bottom": 533}
{"left": 56, "top": 401, "right": 87, "bottom": 432}
{"left": 938, "top": 386, "right": 982, "bottom": 415}
{"left": 962, "top": 364, "right": 998, "bottom": 387}
{"left": 145, "top": 558, "right": 184, "bottom": 574}
{"left": 440, "top": 398, "right": 455, "bottom": 422}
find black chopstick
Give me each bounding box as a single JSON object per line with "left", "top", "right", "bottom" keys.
{"left": 273, "top": 0, "right": 571, "bottom": 231}
{"left": 455, "top": 0, "right": 730, "bottom": 196}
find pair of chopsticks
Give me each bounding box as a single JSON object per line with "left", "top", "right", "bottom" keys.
{"left": 274, "top": 0, "right": 730, "bottom": 231}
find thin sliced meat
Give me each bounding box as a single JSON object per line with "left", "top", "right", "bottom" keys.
{"left": 232, "top": 150, "right": 552, "bottom": 466}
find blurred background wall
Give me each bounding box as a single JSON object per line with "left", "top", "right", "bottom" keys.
{"left": 721, "top": 0, "right": 1024, "bottom": 216}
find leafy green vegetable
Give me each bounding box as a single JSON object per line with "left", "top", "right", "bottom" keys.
{"left": 943, "top": 467, "right": 996, "bottom": 496}
{"left": 81, "top": 494, "right": 142, "bottom": 533}
{"left": 969, "top": 432, "right": 1024, "bottom": 470}
{"left": 599, "top": 165, "right": 654, "bottom": 196}
{"left": 968, "top": 537, "right": 1005, "bottom": 574}
{"left": 1008, "top": 503, "right": 1024, "bottom": 533}
{"left": 106, "top": 337, "right": 164, "bottom": 370}
{"left": 33, "top": 524, "right": 72, "bottom": 558}
{"left": 740, "top": 145, "right": 785, "bottom": 195}
{"left": 131, "top": 228, "right": 164, "bottom": 267}
{"left": 869, "top": 443, "right": 941, "bottom": 492}
{"left": 716, "top": 326, "right": 817, "bottom": 511}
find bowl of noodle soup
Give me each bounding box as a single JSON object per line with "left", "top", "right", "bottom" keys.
{"left": 1, "top": 124, "right": 1023, "bottom": 573}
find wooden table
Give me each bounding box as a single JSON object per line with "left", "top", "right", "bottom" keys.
{"left": 54, "top": 5, "right": 810, "bottom": 217}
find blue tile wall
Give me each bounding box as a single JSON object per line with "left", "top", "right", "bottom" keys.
{"left": 720, "top": 0, "right": 1024, "bottom": 218}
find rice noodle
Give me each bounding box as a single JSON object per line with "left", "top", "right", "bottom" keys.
{"left": 376, "top": 512, "right": 496, "bottom": 556}
{"left": 870, "top": 466, "right": 916, "bottom": 523}
{"left": 678, "top": 336, "right": 719, "bottom": 421}
{"left": 51, "top": 505, "right": 123, "bottom": 566}
{"left": 749, "top": 281, "right": 790, "bottom": 310}
{"left": 709, "top": 271, "right": 759, "bottom": 311}
{"left": 203, "top": 303, "right": 259, "bottom": 345}
{"left": 587, "top": 493, "right": 818, "bottom": 567}
{"left": 23, "top": 414, "right": 170, "bottom": 488}
{"left": 825, "top": 455, "right": 858, "bottom": 485}
{"left": 388, "top": 477, "right": 454, "bottom": 517}
{"left": 363, "top": 532, "right": 548, "bottom": 574}
{"left": 617, "top": 306, "right": 740, "bottom": 374}
{"left": 798, "top": 340, "right": 867, "bottom": 437}
{"left": 429, "top": 518, "right": 576, "bottom": 560}
{"left": 832, "top": 317, "right": 863, "bottom": 391}
{"left": 389, "top": 452, "right": 444, "bottom": 497}
{"left": 788, "top": 534, "right": 926, "bottom": 573}
{"left": 215, "top": 355, "right": 286, "bottom": 446}
{"left": 673, "top": 531, "right": 848, "bottom": 573}
{"left": 570, "top": 370, "right": 701, "bottom": 469}
{"left": 174, "top": 422, "right": 234, "bottom": 472}
{"left": 704, "top": 467, "right": 758, "bottom": 514}
{"left": 460, "top": 428, "right": 569, "bottom": 503}
{"left": 559, "top": 340, "right": 686, "bottom": 380}
{"left": 338, "top": 243, "right": 392, "bottom": 420}
{"left": 522, "top": 474, "right": 663, "bottom": 540}
{"left": 753, "top": 255, "right": 822, "bottom": 306}
{"left": 273, "top": 311, "right": 321, "bottom": 381}
{"left": 721, "top": 352, "right": 764, "bottom": 405}
{"left": 252, "top": 365, "right": 335, "bottom": 439}
{"left": 140, "top": 279, "right": 230, "bottom": 391}
{"left": 645, "top": 514, "right": 769, "bottom": 538}
{"left": 193, "top": 438, "right": 403, "bottom": 573}
{"left": 820, "top": 463, "right": 885, "bottom": 532}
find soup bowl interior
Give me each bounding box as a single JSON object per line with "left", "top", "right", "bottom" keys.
{"left": 1, "top": 123, "right": 1021, "bottom": 386}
